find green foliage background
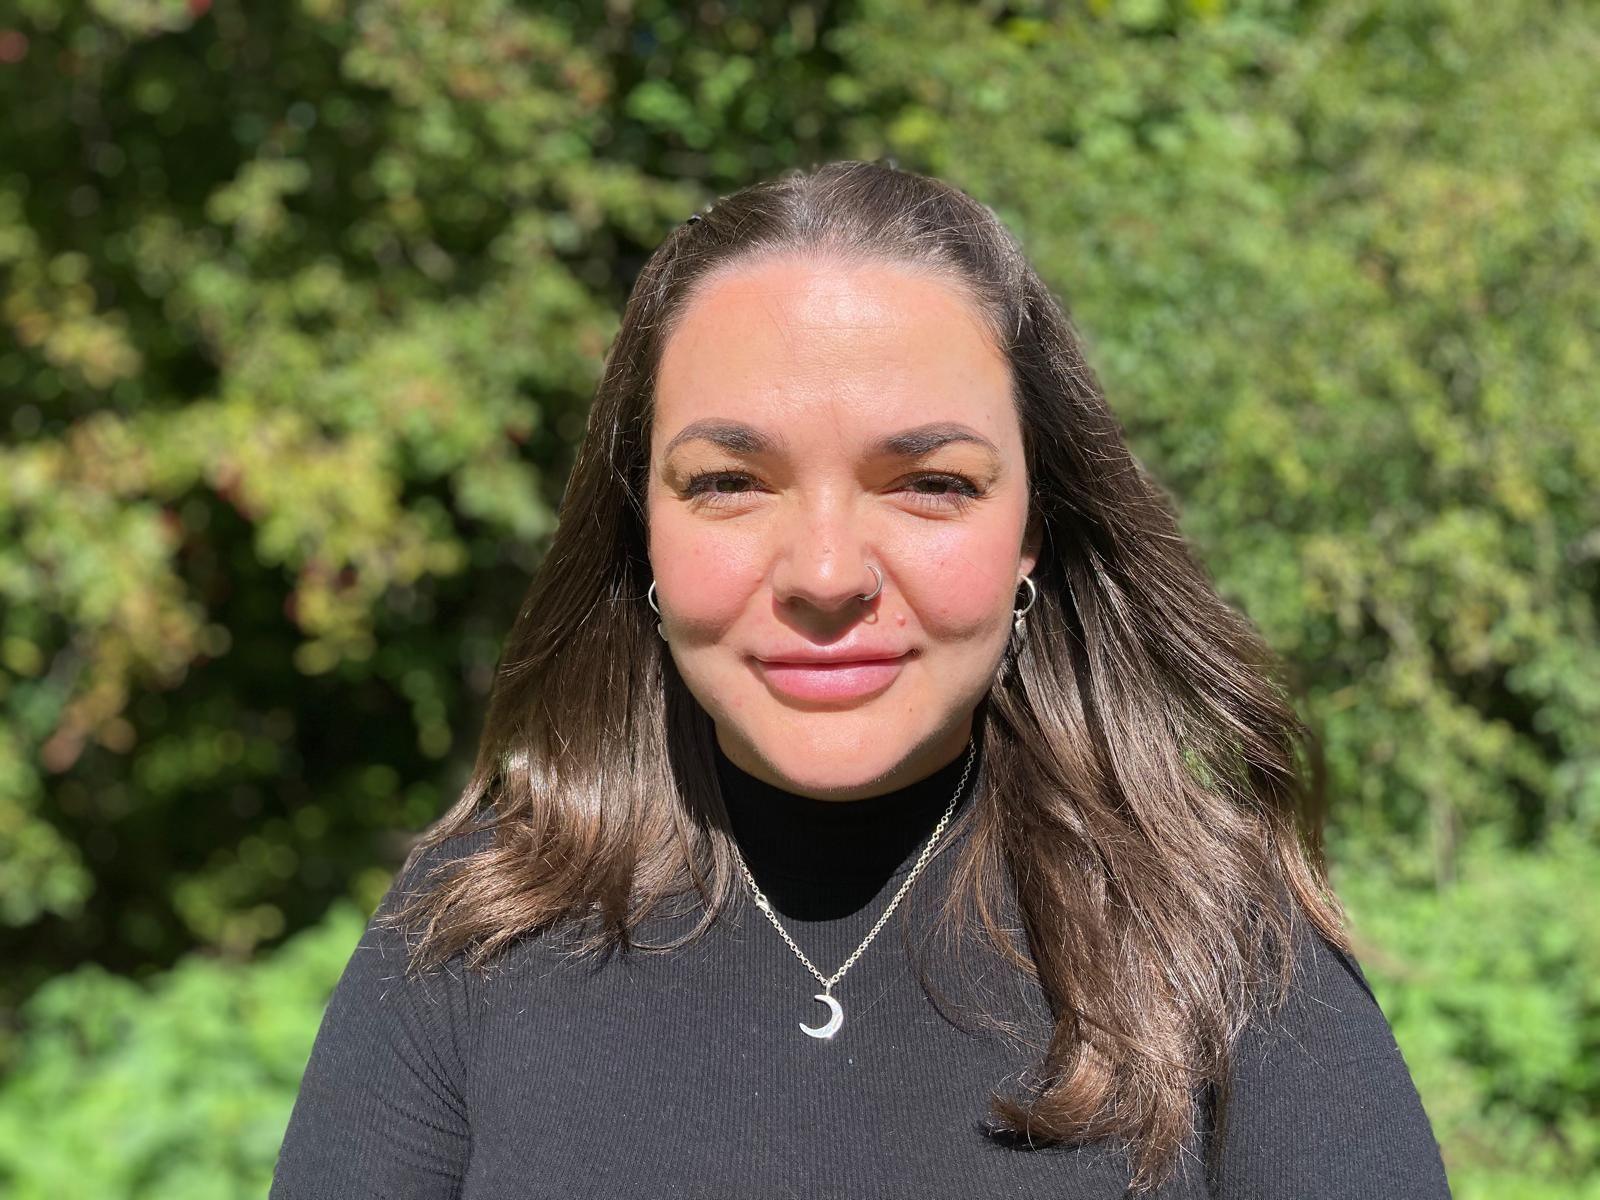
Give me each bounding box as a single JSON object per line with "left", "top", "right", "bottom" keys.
{"left": 1, "top": 0, "right": 1595, "bottom": 1195}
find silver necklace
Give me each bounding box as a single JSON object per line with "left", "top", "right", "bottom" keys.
{"left": 731, "top": 740, "right": 978, "bottom": 1041}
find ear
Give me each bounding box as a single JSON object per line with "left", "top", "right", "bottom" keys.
{"left": 1020, "top": 509, "right": 1044, "bottom": 578}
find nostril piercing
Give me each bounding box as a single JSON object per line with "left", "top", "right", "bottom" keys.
{"left": 857, "top": 564, "right": 883, "bottom": 603}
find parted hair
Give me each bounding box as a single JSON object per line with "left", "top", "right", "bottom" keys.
{"left": 380, "top": 159, "right": 1351, "bottom": 1191}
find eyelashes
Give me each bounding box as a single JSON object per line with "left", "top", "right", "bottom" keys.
{"left": 680, "top": 470, "right": 986, "bottom": 514}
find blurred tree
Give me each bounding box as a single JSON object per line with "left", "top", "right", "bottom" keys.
{"left": 830, "top": 0, "right": 1600, "bottom": 880}
{"left": 0, "top": 0, "right": 838, "bottom": 1008}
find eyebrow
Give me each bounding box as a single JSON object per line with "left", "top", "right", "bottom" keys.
{"left": 662, "top": 419, "right": 1001, "bottom": 460}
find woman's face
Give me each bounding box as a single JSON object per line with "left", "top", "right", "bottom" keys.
{"left": 646, "top": 256, "right": 1039, "bottom": 800}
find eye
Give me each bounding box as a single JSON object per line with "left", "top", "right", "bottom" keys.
{"left": 900, "top": 472, "right": 984, "bottom": 513}
{"left": 678, "top": 469, "right": 987, "bottom": 513}
{"left": 681, "top": 470, "right": 761, "bottom": 509}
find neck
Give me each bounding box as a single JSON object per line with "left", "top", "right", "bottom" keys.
{"left": 711, "top": 738, "right": 978, "bottom": 919}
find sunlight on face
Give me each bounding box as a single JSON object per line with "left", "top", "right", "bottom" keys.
{"left": 646, "top": 256, "right": 1039, "bottom": 800}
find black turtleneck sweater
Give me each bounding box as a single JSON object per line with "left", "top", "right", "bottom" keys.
{"left": 270, "top": 744, "right": 1453, "bottom": 1198}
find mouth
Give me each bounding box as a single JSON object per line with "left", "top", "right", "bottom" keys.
{"left": 753, "top": 653, "right": 911, "bottom": 704}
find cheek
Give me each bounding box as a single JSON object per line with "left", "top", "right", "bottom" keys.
{"left": 647, "top": 516, "right": 762, "bottom": 632}
{"left": 897, "top": 526, "right": 1023, "bottom": 638}
{"left": 902, "top": 553, "right": 1011, "bottom": 640}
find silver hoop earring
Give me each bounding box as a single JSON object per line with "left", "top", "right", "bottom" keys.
{"left": 858, "top": 563, "right": 883, "bottom": 603}
{"left": 1012, "top": 575, "right": 1037, "bottom": 640}
{"left": 647, "top": 580, "right": 666, "bottom": 641}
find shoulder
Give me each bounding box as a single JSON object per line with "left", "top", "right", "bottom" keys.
{"left": 1210, "top": 916, "right": 1453, "bottom": 1198}
{"left": 1244, "top": 915, "right": 1390, "bottom": 1064}
{"left": 271, "top": 826, "right": 492, "bottom": 1195}
{"left": 323, "top": 823, "right": 500, "bottom": 1025}
{"left": 323, "top": 825, "right": 502, "bottom": 1066}
{"left": 386, "top": 823, "right": 498, "bottom": 912}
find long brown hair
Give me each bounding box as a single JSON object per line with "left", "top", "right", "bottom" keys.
{"left": 380, "top": 160, "right": 1349, "bottom": 1191}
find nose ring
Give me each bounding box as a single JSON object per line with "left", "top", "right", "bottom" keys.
{"left": 857, "top": 564, "right": 883, "bottom": 603}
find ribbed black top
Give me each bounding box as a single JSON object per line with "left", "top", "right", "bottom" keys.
{"left": 271, "top": 741, "right": 1453, "bottom": 1198}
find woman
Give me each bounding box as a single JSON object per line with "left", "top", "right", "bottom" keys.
{"left": 271, "top": 161, "right": 1452, "bottom": 1198}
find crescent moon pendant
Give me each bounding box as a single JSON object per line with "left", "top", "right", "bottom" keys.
{"left": 799, "top": 993, "right": 843, "bottom": 1039}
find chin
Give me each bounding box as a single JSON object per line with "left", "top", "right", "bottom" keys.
{"left": 721, "top": 702, "right": 955, "bottom": 794}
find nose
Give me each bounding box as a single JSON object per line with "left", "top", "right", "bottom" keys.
{"left": 769, "top": 500, "right": 878, "bottom": 617}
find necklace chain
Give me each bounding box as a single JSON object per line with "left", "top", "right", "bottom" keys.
{"left": 731, "top": 740, "right": 977, "bottom": 995}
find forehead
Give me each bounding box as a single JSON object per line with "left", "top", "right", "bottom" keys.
{"left": 652, "top": 256, "right": 1017, "bottom": 449}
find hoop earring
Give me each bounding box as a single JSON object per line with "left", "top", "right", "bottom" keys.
{"left": 647, "top": 580, "right": 666, "bottom": 641}
{"left": 858, "top": 563, "right": 883, "bottom": 603}
{"left": 1012, "top": 575, "right": 1037, "bottom": 641}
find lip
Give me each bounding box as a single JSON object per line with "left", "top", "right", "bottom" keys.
{"left": 754, "top": 652, "right": 910, "bottom": 703}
